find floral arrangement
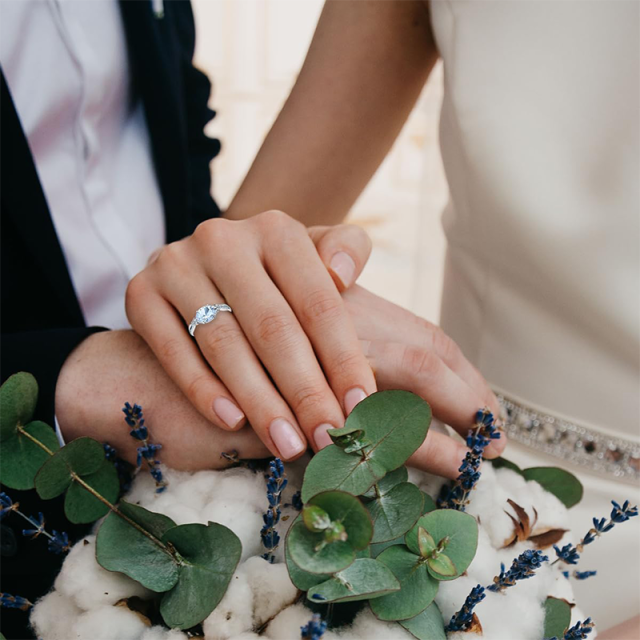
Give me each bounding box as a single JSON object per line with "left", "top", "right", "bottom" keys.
{"left": 0, "top": 373, "right": 637, "bottom": 640}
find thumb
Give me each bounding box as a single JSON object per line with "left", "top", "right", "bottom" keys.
{"left": 308, "top": 224, "right": 373, "bottom": 292}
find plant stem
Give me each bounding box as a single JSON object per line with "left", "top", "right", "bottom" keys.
{"left": 16, "top": 425, "right": 174, "bottom": 558}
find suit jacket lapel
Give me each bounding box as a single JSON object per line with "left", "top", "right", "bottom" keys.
{"left": 1, "top": 71, "right": 85, "bottom": 325}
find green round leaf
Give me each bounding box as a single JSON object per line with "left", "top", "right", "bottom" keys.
{"left": 64, "top": 461, "right": 120, "bottom": 523}
{"left": 490, "top": 457, "right": 523, "bottom": 475}
{"left": 160, "top": 522, "right": 242, "bottom": 630}
{"left": 417, "top": 527, "right": 436, "bottom": 557}
{"left": 367, "top": 482, "right": 424, "bottom": 544}
{"left": 522, "top": 467, "right": 583, "bottom": 508}
{"left": 422, "top": 492, "right": 437, "bottom": 514}
{"left": 0, "top": 372, "right": 38, "bottom": 441}
{"left": 362, "top": 467, "right": 409, "bottom": 500}
{"left": 96, "top": 501, "right": 179, "bottom": 592}
{"left": 370, "top": 534, "right": 405, "bottom": 558}
{"left": 35, "top": 437, "right": 105, "bottom": 500}
{"left": 309, "top": 491, "right": 373, "bottom": 550}
{"left": 302, "top": 391, "right": 431, "bottom": 501}
{"left": 0, "top": 420, "right": 59, "bottom": 490}
{"left": 400, "top": 602, "right": 447, "bottom": 640}
{"left": 370, "top": 546, "right": 438, "bottom": 621}
{"left": 307, "top": 558, "right": 400, "bottom": 604}
{"left": 426, "top": 553, "right": 457, "bottom": 578}
{"left": 302, "top": 505, "right": 332, "bottom": 532}
{"left": 406, "top": 510, "right": 478, "bottom": 581}
{"left": 288, "top": 518, "right": 355, "bottom": 575}
{"left": 285, "top": 543, "right": 330, "bottom": 591}
{"left": 543, "top": 596, "right": 572, "bottom": 639}
{"left": 301, "top": 445, "right": 386, "bottom": 503}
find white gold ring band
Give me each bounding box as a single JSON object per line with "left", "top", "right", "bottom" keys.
{"left": 188, "top": 304, "right": 233, "bottom": 337}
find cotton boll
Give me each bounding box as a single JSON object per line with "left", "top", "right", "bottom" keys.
{"left": 436, "top": 575, "right": 479, "bottom": 622}
{"left": 160, "top": 502, "right": 203, "bottom": 526}
{"left": 346, "top": 608, "right": 414, "bottom": 640}
{"left": 203, "top": 501, "right": 264, "bottom": 561}
{"left": 242, "top": 557, "right": 298, "bottom": 626}
{"left": 202, "top": 570, "right": 254, "bottom": 639}
{"left": 264, "top": 603, "right": 321, "bottom": 640}
{"left": 547, "top": 573, "right": 577, "bottom": 603}
{"left": 30, "top": 590, "right": 82, "bottom": 639}
{"left": 140, "top": 627, "right": 188, "bottom": 640}
{"left": 73, "top": 604, "right": 149, "bottom": 640}
{"left": 214, "top": 468, "right": 269, "bottom": 512}
{"left": 228, "top": 633, "right": 261, "bottom": 640}
{"left": 475, "top": 590, "right": 545, "bottom": 640}
{"left": 168, "top": 470, "right": 221, "bottom": 513}
{"left": 54, "top": 535, "right": 150, "bottom": 611}
{"left": 466, "top": 527, "right": 503, "bottom": 585}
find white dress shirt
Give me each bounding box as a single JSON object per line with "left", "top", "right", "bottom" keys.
{"left": 1, "top": 0, "right": 166, "bottom": 330}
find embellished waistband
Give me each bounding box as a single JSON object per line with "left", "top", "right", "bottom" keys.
{"left": 496, "top": 393, "right": 640, "bottom": 484}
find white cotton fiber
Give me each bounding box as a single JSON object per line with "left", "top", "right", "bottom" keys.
{"left": 345, "top": 608, "right": 414, "bottom": 640}
{"left": 73, "top": 604, "right": 149, "bottom": 640}
{"left": 30, "top": 590, "right": 82, "bottom": 640}
{"left": 202, "top": 569, "right": 253, "bottom": 639}
{"left": 203, "top": 501, "right": 264, "bottom": 561}
{"left": 54, "top": 535, "right": 150, "bottom": 610}
{"left": 476, "top": 590, "right": 545, "bottom": 640}
{"left": 263, "top": 603, "right": 318, "bottom": 640}
{"left": 140, "top": 626, "right": 188, "bottom": 640}
{"left": 242, "top": 556, "right": 298, "bottom": 626}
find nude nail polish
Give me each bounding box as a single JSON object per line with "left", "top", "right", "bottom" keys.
{"left": 344, "top": 387, "right": 367, "bottom": 415}
{"left": 314, "top": 423, "right": 335, "bottom": 450}
{"left": 270, "top": 418, "right": 306, "bottom": 459}
{"left": 330, "top": 252, "right": 356, "bottom": 289}
{"left": 213, "top": 397, "right": 245, "bottom": 429}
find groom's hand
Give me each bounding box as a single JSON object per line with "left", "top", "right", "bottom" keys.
{"left": 126, "top": 211, "right": 375, "bottom": 461}
{"left": 341, "top": 285, "right": 506, "bottom": 478}
{"left": 55, "top": 330, "right": 270, "bottom": 469}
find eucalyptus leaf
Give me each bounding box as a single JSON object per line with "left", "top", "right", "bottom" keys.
{"left": 426, "top": 553, "right": 457, "bottom": 578}
{"left": 159, "top": 522, "right": 242, "bottom": 630}
{"left": 543, "top": 596, "right": 572, "bottom": 639}
{"left": 399, "top": 602, "right": 447, "bottom": 640}
{"left": 369, "top": 546, "right": 438, "bottom": 621}
{"left": 370, "top": 534, "right": 405, "bottom": 558}
{"left": 288, "top": 518, "right": 355, "bottom": 575}
{"left": 307, "top": 558, "right": 400, "bottom": 604}
{"left": 0, "top": 372, "right": 38, "bottom": 441}
{"left": 96, "top": 501, "right": 178, "bottom": 592}
{"left": 0, "top": 420, "right": 59, "bottom": 490}
{"left": 64, "top": 460, "right": 120, "bottom": 523}
{"left": 422, "top": 492, "right": 437, "bottom": 514}
{"left": 361, "top": 467, "right": 409, "bottom": 500}
{"left": 367, "top": 482, "right": 424, "bottom": 543}
{"left": 523, "top": 467, "right": 583, "bottom": 509}
{"left": 418, "top": 527, "right": 435, "bottom": 557}
{"left": 35, "top": 437, "right": 106, "bottom": 500}
{"left": 308, "top": 491, "right": 373, "bottom": 550}
{"left": 406, "top": 510, "right": 478, "bottom": 581}
{"left": 285, "top": 544, "right": 330, "bottom": 591}
{"left": 302, "top": 391, "right": 431, "bottom": 501}
{"left": 490, "top": 457, "right": 523, "bottom": 475}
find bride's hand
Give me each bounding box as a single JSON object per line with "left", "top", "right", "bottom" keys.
{"left": 340, "top": 285, "right": 506, "bottom": 478}
{"left": 126, "top": 211, "right": 376, "bottom": 461}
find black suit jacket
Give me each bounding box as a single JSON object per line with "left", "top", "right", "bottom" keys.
{"left": 1, "top": 2, "right": 220, "bottom": 636}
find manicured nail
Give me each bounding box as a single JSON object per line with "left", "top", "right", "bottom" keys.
{"left": 330, "top": 252, "right": 356, "bottom": 288}
{"left": 314, "top": 423, "right": 335, "bottom": 450}
{"left": 213, "top": 397, "right": 245, "bottom": 429}
{"left": 270, "top": 418, "right": 306, "bottom": 459}
{"left": 344, "top": 387, "right": 367, "bottom": 415}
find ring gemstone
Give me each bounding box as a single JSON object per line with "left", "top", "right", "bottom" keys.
{"left": 189, "top": 303, "right": 233, "bottom": 337}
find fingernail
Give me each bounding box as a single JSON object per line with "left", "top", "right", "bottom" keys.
{"left": 330, "top": 252, "right": 356, "bottom": 288}
{"left": 213, "top": 397, "right": 245, "bottom": 430}
{"left": 344, "top": 387, "right": 367, "bottom": 415}
{"left": 314, "top": 423, "right": 335, "bottom": 450}
{"left": 270, "top": 418, "right": 306, "bottom": 459}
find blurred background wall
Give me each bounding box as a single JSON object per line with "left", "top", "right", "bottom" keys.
{"left": 192, "top": 0, "right": 448, "bottom": 323}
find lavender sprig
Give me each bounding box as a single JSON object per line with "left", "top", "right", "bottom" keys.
{"left": 122, "top": 402, "right": 166, "bottom": 493}
{"left": 0, "top": 593, "right": 32, "bottom": 611}
{"left": 562, "top": 570, "right": 597, "bottom": 581}
{"left": 548, "top": 618, "right": 595, "bottom": 640}
{"left": 103, "top": 443, "right": 132, "bottom": 492}
{"left": 0, "top": 493, "right": 70, "bottom": 555}
{"left": 446, "top": 584, "right": 485, "bottom": 632}
{"left": 487, "top": 549, "right": 548, "bottom": 592}
{"left": 261, "top": 458, "right": 287, "bottom": 563}
{"left": 440, "top": 408, "right": 501, "bottom": 511}
{"left": 301, "top": 613, "right": 327, "bottom": 639}
{"left": 553, "top": 500, "right": 637, "bottom": 566}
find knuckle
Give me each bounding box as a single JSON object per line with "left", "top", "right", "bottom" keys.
{"left": 290, "top": 383, "right": 327, "bottom": 415}
{"left": 194, "top": 217, "right": 233, "bottom": 248}
{"left": 158, "top": 336, "right": 185, "bottom": 364}
{"left": 254, "top": 310, "right": 295, "bottom": 347}
{"left": 155, "top": 241, "right": 187, "bottom": 271}
{"left": 186, "top": 373, "right": 214, "bottom": 405}
{"left": 402, "top": 346, "right": 442, "bottom": 381}
{"left": 258, "top": 209, "right": 304, "bottom": 235}
{"left": 328, "top": 349, "right": 365, "bottom": 379}
{"left": 125, "top": 273, "right": 147, "bottom": 313}
{"left": 300, "top": 289, "right": 344, "bottom": 327}
{"left": 201, "top": 321, "right": 242, "bottom": 355}
{"left": 431, "top": 327, "right": 462, "bottom": 363}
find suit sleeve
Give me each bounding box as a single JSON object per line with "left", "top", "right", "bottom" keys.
{"left": 173, "top": 1, "right": 222, "bottom": 227}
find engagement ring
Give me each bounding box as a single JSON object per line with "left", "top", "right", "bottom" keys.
{"left": 188, "top": 304, "right": 232, "bottom": 337}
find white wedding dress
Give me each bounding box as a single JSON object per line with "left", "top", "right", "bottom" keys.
{"left": 429, "top": 0, "right": 640, "bottom": 629}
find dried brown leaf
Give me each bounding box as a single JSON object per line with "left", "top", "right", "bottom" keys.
{"left": 529, "top": 528, "right": 568, "bottom": 549}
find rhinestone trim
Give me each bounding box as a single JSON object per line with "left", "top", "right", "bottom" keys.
{"left": 497, "top": 393, "right": 640, "bottom": 484}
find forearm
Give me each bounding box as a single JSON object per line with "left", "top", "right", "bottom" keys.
{"left": 225, "top": 0, "right": 438, "bottom": 226}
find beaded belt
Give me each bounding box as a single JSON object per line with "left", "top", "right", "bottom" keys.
{"left": 496, "top": 392, "right": 640, "bottom": 484}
